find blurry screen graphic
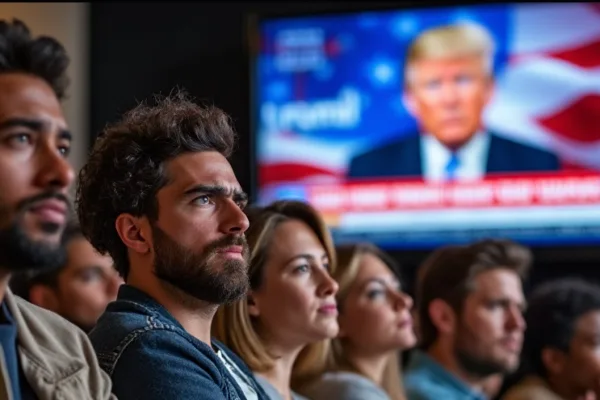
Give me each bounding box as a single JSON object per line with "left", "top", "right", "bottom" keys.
{"left": 252, "top": 3, "right": 600, "bottom": 249}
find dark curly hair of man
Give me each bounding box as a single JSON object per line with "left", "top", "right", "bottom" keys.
{"left": 0, "top": 18, "right": 70, "bottom": 99}
{"left": 520, "top": 278, "right": 600, "bottom": 377}
{"left": 76, "top": 89, "right": 237, "bottom": 279}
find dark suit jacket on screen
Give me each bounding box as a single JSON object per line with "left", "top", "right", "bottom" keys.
{"left": 347, "top": 132, "right": 560, "bottom": 179}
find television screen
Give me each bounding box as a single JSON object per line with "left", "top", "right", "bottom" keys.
{"left": 252, "top": 2, "right": 600, "bottom": 249}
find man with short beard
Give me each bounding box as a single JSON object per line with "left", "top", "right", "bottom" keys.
{"left": 404, "top": 239, "right": 530, "bottom": 400}
{"left": 0, "top": 18, "right": 114, "bottom": 399}
{"left": 76, "top": 90, "right": 269, "bottom": 399}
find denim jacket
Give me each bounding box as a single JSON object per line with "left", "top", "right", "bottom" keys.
{"left": 89, "top": 284, "right": 268, "bottom": 400}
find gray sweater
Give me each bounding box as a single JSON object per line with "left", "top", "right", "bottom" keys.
{"left": 300, "top": 371, "right": 390, "bottom": 400}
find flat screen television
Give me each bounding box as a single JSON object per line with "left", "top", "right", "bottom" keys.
{"left": 250, "top": 2, "right": 600, "bottom": 250}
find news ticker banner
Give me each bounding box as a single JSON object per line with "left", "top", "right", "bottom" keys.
{"left": 307, "top": 172, "right": 600, "bottom": 213}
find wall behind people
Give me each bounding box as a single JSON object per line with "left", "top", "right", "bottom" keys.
{"left": 0, "top": 2, "right": 89, "bottom": 180}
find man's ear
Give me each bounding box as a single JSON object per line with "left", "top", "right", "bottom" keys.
{"left": 29, "top": 284, "right": 60, "bottom": 312}
{"left": 541, "top": 347, "right": 567, "bottom": 376}
{"left": 402, "top": 90, "right": 419, "bottom": 118}
{"left": 483, "top": 74, "right": 495, "bottom": 106}
{"left": 115, "top": 214, "right": 151, "bottom": 255}
{"left": 428, "top": 299, "right": 457, "bottom": 336}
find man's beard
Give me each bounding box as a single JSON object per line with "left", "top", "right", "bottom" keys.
{"left": 0, "top": 192, "right": 70, "bottom": 273}
{"left": 151, "top": 223, "right": 250, "bottom": 305}
{"left": 453, "top": 322, "right": 517, "bottom": 378}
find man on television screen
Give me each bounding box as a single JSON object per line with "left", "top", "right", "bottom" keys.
{"left": 347, "top": 23, "right": 560, "bottom": 182}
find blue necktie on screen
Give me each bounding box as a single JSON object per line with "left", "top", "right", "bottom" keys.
{"left": 445, "top": 152, "right": 460, "bottom": 181}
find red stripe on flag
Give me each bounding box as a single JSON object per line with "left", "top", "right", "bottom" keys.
{"left": 561, "top": 160, "right": 592, "bottom": 172}
{"left": 536, "top": 94, "right": 600, "bottom": 143}
{"left": 588, "top": 3, "right": 600, "bottom": 15}
{"left": 259, "top": 163, "right": 340, "bottom": 186}
{"left": 545, "top": 38, "right": 600, "bottom": 69}
{"left": 510, "top": 38, "right": 600, "bottom": 69}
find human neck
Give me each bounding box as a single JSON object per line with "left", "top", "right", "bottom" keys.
{"left": 429, "top": 130, "right": 481, "bottom": 152}
{"left": 343, "top": 346, "right": 391, "bottom": 386}
{"left": 426, "top": 341, "right": 488, "bottom": 393}
{"left": 255, "top": 340, "right": 304, "bottom": 400}
{"left": 127, "top": 267, "right": 217, "bottom": 345}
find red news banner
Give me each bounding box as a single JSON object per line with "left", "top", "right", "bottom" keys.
{"left": 307, "top": 172, "right": 600, "bottom": 213}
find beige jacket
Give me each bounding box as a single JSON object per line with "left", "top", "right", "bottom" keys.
{"left": 502, "top": 375, "right": 563, "bottom": 400}
{"left": 0, "top": 289, "right": 115, "bottom": 400}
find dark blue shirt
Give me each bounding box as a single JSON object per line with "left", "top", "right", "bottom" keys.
{"left": 0, "top": 302, "right": 37, "bottom": 400}
{"left": 89, "top": 284, "right": 269, "bottom": 400}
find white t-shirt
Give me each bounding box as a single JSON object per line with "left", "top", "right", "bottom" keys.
{"left": 216, "top": 349, "right": 259, "bottom": 400}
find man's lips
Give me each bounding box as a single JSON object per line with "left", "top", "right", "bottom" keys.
{"left": 29, "top": 199, "right": 68, "bottom": 224}
{"left": 216, "top": 245, "right": 245, "bottom": 258}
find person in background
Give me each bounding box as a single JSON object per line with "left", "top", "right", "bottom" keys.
{"left": 213, "top": 200, "right": 340, "bottom": 400}
{"left": 76, "top": 90, "right": 268, "bottom": 399}
{"left": 10, "top": 220, "right": 122, "bottom": 332}
{"left": 0, "top": 18, "right": 114, "bottom": 399}
{"left": 301, "top": 243, "right": 416, "bottom": 400}
{"left": 502, "top": 279, "right": 600, "bottom": 400}
{"left": 404, "top": 239, "right": 530, "bottom": 400}
{"left": 347, "top": 23, "right": 559, "bottom": 182}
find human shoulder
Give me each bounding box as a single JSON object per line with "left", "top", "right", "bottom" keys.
{"left": 13, "top": 294, "right": 92, "bottom": 353}
{"left": 110, "top": 328, "right": 229, "bottom": 400}
{"left": 301, "top": 371, "right": 389, "bottom": 400}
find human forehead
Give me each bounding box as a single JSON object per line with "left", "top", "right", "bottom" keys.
{"left": 269, "top": 219, "right": 326, "bottom": 256}
{"left": 355, "top": 253, "right": 396, "bottom": 282}
{"left": 0, "top": 73, "right": 65, "bottom": 125}
{"left": 573, "top": 310, "right": 600, "bottom": 339}
{"left": 406, "top": 55, "right": 488, "bottom": 84}
{"left": 163, "top": 151, "right": 242, "bottom": 191}
{"left": 469, "top": 268, "right": 524, "bottom": 300}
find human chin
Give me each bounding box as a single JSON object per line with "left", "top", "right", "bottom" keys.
{"left": 396, "top": 327, "right": 417, "bottom": 349}
{"left": 309, "top": 314, "right": 339, "bottom": 340}
{"left": 0, "top": 219, "right": 67, "bottom": 272}
{"left": 22, "top": 212, "right": 65, "bottom": 244}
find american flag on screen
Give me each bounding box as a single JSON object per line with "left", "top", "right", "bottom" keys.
{"left": 257, "top": 2, "right": 600, "bottom": 190}
{"left": 484, "top": 2, "right": 600, "bottom": 171}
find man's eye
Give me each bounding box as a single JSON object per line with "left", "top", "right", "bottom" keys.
{"left": 7, "top": 133, "right": 32, "bottom": 146}
{"left": 193, "top": 195, "right": 211, "bottom": 205}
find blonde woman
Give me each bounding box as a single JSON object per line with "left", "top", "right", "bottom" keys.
{"left": 300, "top": 243, "right": 416, "bottom": 400}
{"left": 213, "top": 200, "right": 339, "bottom": 400}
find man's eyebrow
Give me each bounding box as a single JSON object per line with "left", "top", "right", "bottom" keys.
{"left": 183, "top": 184, "right": 248, "bottom": 202}
{"left": 0, "top": 117, "right": 72, "bottom": 141}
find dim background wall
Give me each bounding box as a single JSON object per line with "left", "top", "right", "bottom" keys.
{"left": 0, "top": 2, "right": 90, "bottom": 181}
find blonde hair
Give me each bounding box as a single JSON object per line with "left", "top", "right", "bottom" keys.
{"left": 405, "top": 23, "right": 496, "bottom": 85}
{"left": 317, "top": 243, "right": 407, "bottom": 400}
{"left": 212, "top": 200, "right": 336, "bottom": 388}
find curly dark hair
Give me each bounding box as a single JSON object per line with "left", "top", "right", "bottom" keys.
{"left": 0, "top": 18, "right": 70, "bottom": 99}
{"left": 76, "top": 89, "right": 237, "bottom": 279}
{"left": 417, "top": 238, "right": 532, "bottom": 349}
{"left": 520, "top": 278, "right": 600, "bottom": 377}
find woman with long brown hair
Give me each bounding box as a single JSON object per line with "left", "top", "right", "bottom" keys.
{"left": 300, "top": 243, "right": 416, "bottom": 400}
{"left": 213, "top": 200, "right": 339, "bottom": 400}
